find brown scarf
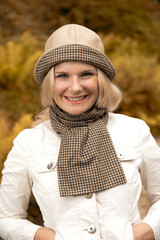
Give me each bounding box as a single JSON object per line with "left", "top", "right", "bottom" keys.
{"left": 50, "top": 105, "right": 126, "bottom": 197}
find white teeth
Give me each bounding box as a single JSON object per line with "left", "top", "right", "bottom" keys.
{"left": 67, "top": 96, "right": 85, "bottom": 101}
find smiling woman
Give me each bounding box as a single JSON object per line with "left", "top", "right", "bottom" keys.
{"left": 0, "top": 24, "right": 160, "bottom": 240}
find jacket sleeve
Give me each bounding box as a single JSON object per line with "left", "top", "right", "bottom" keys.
{"left": 140, "top": 122, "right": 160, "bottom": 240}
{"left": 0, "top": 132, "right": 41, "bottom": 240}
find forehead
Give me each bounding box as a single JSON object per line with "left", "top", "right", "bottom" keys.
{"left": 54, "top": 61, "right": 97, "bottom": 72}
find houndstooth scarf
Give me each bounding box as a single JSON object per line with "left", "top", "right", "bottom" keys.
{"left": 50, "top": 105, "right": 126, "bottom": 197}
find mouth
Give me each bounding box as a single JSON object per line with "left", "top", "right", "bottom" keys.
{"left": 65, "top": 95, "right": 87, "bottom": 102}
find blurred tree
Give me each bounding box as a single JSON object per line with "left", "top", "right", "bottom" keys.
{"left": 113, "top": 53, "right": 160, "bottom": 134}
{"left": 0, "top": 32, "right": 42, "bottom": 90}
{"left": 0, "top": 32, "right": 43, "bottom": 120}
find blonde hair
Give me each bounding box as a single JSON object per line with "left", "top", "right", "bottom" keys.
{"left": 96, "top": 69, "right": 122, "bottom": 111}
{"left": 33, "top": 66, "right": 122, "bottom": 126}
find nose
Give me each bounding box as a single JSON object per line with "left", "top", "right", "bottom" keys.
{"left": 69, "top": 76, "right": 82, "bottom": 92}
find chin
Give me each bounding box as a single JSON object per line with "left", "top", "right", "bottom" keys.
{"left": 66, "top": 108, "right": 88, "bottom": 115}
{"left": 68, "top": 111, "right": 83, "bottom": 115}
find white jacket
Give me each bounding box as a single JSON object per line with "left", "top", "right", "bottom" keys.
{"left": 0, "top": 113, "right": 160, "bottom": 240}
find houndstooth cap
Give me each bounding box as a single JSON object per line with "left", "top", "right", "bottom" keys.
{"left": 34, "top": 24, "right": 116, "bottom": 84}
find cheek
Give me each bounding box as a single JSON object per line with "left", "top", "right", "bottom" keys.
{"left": 53, "top": 81, "right": 65, "bottom": 97}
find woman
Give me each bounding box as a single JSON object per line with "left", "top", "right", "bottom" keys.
{"left": 0, "top": 24, "right": 160, "bottom": 240}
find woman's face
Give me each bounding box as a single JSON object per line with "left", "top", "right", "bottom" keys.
{"left": 53, "top": 62, "right": 99, "bottom": 115}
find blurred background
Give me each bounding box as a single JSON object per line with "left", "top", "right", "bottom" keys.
{"left": 0, "top": 0, "right": 160, "bottom": 230}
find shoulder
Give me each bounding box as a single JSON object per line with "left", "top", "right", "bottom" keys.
{"left": 13, "top": 120, "right": 60, "bottom": 154}
{"left": 108, "top": 113, "right": 150, "bottom": 144}
{"left": 108, "top": 112, "right": 149, "bottom": 129}
{"left": 16, "top": 120, "right": 53, "bottom": 139}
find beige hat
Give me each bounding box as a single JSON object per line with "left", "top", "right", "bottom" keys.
{"left": 34, "top": 24, "right": 116, "bottom": 84}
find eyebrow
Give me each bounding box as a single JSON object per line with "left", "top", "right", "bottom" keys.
{"left": 55, "top": 69, "right": 97, "bottom": 74}
{"left": 80, "top": 69, "right": 97, "bottom": 73}
{"left": 54, "top": 71, "right": 68, "bottom": 74}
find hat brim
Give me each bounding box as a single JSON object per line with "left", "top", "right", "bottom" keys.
{"left": 34, "top": 44, "right": 116, "bottom": 84}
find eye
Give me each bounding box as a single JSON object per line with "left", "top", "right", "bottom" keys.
{"left": 55, "top": 73, "right": 68, "bottom": 79}
{"left": 81, "top": 72, "right": 94, "bottom": 78}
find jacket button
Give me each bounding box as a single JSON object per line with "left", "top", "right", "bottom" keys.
{"left": 84, "top": 193, "right": 93, "bottom": 199}
{"left": 87, "top": 224, "right": 96, "bottom": 234}
{"left": 47, "top": 162, "right": 56, "bottom": 170}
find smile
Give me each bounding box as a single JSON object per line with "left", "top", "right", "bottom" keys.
{"left": 66, "top": 96, "right": 86, "bottom": 101}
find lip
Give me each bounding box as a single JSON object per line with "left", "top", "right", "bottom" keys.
{"left": 64, "top": 95, "right": 87, "bottom": 103}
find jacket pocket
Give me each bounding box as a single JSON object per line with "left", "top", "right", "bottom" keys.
{"left": 116, "top": 146, "right": 141, "bottom": 184}
{"left": 117, "top": 147, "right": 138, "bottom": 161}
{"left": 29, "top": 153, "right": 59, "bottom": 193}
